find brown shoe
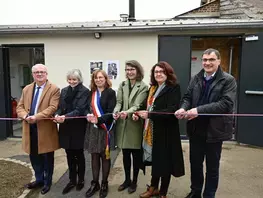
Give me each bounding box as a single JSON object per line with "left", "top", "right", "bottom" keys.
{"left": 139, "top": 186, "right": 159, "bottom": 198}
{"left": 160, "top": 196, "right": 167, "bottom": 198}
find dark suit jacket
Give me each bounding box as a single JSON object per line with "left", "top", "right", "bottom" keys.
{"left": 56, "top": 83, "right": 90, "bottom": 149}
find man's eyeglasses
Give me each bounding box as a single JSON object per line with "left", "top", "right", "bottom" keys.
{"left": 125, "top": 68, "right": 136, "bottom": 72}
{"left": 33, "top": 71, "right": 46, "bottom": 75}
{"left": 202, "top": 58, "right": 217, "bottom": 63}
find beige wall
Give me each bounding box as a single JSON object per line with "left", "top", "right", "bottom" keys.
{"left": 0, "top": 33, "right": 158, "bottom": 91}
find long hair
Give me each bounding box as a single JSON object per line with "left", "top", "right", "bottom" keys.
{"left": 125, "top": 60, "right": 144, "bottom": 81}
{"left": 90, "top": 70, "right": 112, "bottom": 92}
{"left": 150, "top": 61, "right": 177, "bottom": 86}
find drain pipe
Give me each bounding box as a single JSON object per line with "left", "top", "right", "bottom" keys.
{"left": 229, "top": 45, "right": 234, "bottom": 74}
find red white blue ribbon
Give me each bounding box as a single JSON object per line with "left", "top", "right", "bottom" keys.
{"left": 91, "top": 89, "right": 114, "bottom": 159}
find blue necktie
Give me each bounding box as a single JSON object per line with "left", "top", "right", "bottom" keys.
{"left": 30, "top": 87, "right": 41, "bottom": 115}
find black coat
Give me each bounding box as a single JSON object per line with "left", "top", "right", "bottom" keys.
{"left": 88, "top": 88, "right": 116, "bottom": 129}
{"left": 56, "top": 84, "right": 90, "bottom": 149}
{"left": 148, "top": 84, "right": 185, "bottom": 178}
{"left": 180, "top": 66, "right": 237, "bottom": 142}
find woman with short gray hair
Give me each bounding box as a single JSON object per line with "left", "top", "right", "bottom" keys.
{"left": 54, "top": 69, "right": 90, "bottom": 195}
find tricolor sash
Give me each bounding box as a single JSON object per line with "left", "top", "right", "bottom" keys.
{"left": 91, "top": 89, "right": 114, "bottom": 159}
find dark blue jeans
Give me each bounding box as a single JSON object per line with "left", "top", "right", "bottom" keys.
{"left": 189, "top": 136, "right": 222, "bottom": 198}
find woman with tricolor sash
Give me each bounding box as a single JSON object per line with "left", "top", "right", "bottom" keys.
{"left": 84, "top": 69, "right": 116, "bottom": 198}
{"left": 135, "top": 61, "right": 185, "bottom": 198}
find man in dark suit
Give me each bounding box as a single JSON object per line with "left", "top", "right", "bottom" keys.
{"left": 17, "top": 64, "right": 60, "bottom": 194}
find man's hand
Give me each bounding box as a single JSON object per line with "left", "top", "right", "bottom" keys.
{"left": 25, "top": 116, "right": 37, "bottom": 124}
{"left": 174, "top": 108, "right": 186, "bottom": 119}
{"left": 136, "top": 110, "right": 148, "bottom": 120}
{"left": 120, "top": 111, "right": 128, "bottom": 120}
{"left": 185, "top": 108, "right": 198, "bottom": 120}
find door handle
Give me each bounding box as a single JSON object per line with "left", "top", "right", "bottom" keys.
{"left": 245, "top": 90, "right": 263, "bottom": 95}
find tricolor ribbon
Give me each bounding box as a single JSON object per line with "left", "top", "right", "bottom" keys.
{"left": 91, "top": 89, "right": 114, "bottom": 159}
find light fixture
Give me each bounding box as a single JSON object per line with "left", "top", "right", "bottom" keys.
{"left": 94, "top": 32, "right": 101, "bottom": 39}
{"left": 120, "top": 14, "right": 129, "bottom": 22}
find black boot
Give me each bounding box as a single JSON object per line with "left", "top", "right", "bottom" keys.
{"left": 99, "top": 181, "right": 108, "bottom": 198}
{"left": 118, "top": 180, "right": 131, "bottom": 191}
{"left": 62, "top": 181, "right": 76, "bottom": 195}
{"left": 85, "top": 180, "right": 100, "bottom": 198}
{"left": 128, "top": 180, "right": 137, "bottom": 194}
{"left": 185, "top": 191, "right": 202, "bottom": 198}
{"left": 76, "top": 180, "right": 84, "bottom": 191}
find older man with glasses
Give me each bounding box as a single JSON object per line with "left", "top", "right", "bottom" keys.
{"left": 17, "top": 64, "right": 60, "bottom": 195}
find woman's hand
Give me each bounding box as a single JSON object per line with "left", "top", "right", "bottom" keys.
{"left": 136, "top": 110, "right": 148, "bottom": 120}
{"left": 87, "top": 114, "right": 93, "bottom": 122}
{"left": 120, "top": 111, "right": 128, "bottom": 120}
{"left": 113, "top": 112, "right": 120, "bottom": 120}
{"left": 54, "top": 115, "right": 65, "bottom": 123}
{"left": 132, "top": 112, "right": 139, "bottom": 121}
{"left": 87, "top": 114, "right": 98, "bottom": 124}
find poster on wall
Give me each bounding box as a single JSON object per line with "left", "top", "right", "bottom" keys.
{"left": 89, "top": 60, "right": 103, "bottom": 74}
{"left": 105, "top": 60, "right": 119, "bottom": 80}
{"left": 191, "top": 51, "right": 203, "bottom": 77}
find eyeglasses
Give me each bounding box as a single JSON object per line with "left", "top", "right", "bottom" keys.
{"left": 94, "top": 76, "right": 105, "bottom": 79}
{"left": 202, "top": 58, "right": 217, "bottom": 63}
{"left": 154, "top": 70, "right": 165, "bottom": 74}
{"left": 125, "top": 68, "right": 136, "bottom": 72}
{"left": 33, "top": 71, "right": 46, "bottom": 75}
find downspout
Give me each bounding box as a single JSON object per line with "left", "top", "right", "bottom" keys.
{"left": 228, "top": 45, "right": 233, "bottom": 74}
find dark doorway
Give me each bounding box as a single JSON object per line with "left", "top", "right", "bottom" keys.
{"left": 0, "top": 44, "right": 44, "bottom": 139}
{"left": 158, "top": 35, "right": 192, "bottom": 136}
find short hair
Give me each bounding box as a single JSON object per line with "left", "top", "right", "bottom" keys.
{"left": 66, "top": 69, "right": 83, "bottom": 83}
{"left": 125, "top": 60, "right": 144, "bottom": 81}
{"left": 90, "top": 69, "right": 112, "bottom": 92}
{"left": 31, "top": 64, "right": 48, "bottom": 72}
{"left": 203, "top": 48, "right": 221, "bottom": 59}
{"left": 150, "top": 61, "right": 177, "bottom": 86}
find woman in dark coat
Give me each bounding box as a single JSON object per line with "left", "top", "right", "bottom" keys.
{"left": 54, "top": 69, "right": 90, "bottom": 195}
{"left": 135, "top": 61, "right": 185, "bottom": 198}
{"left": 84, "top": 69, "right": 116, "bottom": 198}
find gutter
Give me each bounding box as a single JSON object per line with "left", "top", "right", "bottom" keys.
{"left": 0, "top": 21, "right": 263, "bottom": 34}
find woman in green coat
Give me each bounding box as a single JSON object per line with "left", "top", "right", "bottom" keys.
{"left": 113, "top": 60, "right": 148, "bottom": 194}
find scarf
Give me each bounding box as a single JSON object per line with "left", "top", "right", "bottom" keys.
{"left": 142, "top": 83, "right": 166, "bottom": 162}
{"left": 64, "top": 84, "right": 81, "bottom": 113}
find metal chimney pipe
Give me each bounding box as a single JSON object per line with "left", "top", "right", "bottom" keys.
{"left": 129, "top": 0, "right": 135, "bottom": 21}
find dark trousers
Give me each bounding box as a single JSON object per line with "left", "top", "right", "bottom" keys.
{"left": 189, "top": 136, "right": 223, "bottom": 198}
{"left": 29, "top": 124, "right": 54, "bottom": 186}
{"left": 122, "top": 149, "right": 141, "bottom": 183}
{"left": 151, "top": 175, "right": 171, "bottom": 196}
{"left": 30, "top": 152, "right": 54, "bottom": 186}
{"left": 65, "top": 149, "right": 85, "bottom": 183}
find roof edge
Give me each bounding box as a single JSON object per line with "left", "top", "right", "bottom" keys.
{"left": 0, "top": 20, "right": 263, "bottom": 35}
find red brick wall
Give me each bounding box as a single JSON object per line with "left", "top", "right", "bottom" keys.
{"left": 192, "top": 0, "right": 220, "bottom": 13}
{"left": 181, "top": 0, "right": 220, "bottom": 16}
